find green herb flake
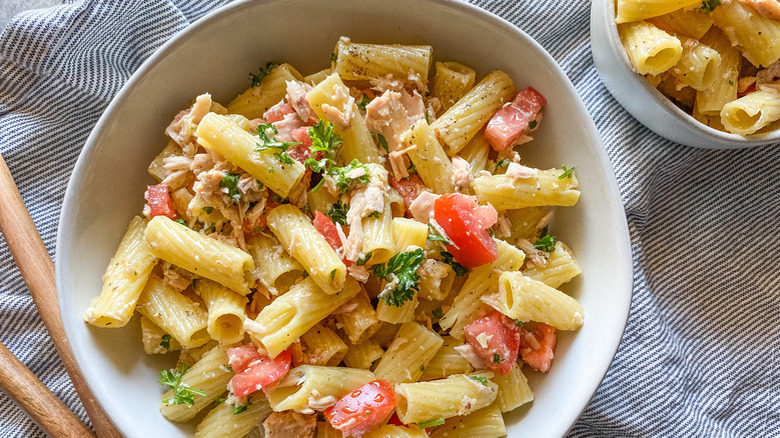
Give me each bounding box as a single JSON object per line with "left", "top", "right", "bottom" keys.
{"left": 233, "top": 402, "right": 251, "bottom": 415}
{"left": 249, "top": 62, "right": 279, "bottom": 87}
{"left": 203, "top": 206, "right": 214, "bottom": 214}
{"left": 332, "top": 159, "right": 371, "bottom": 195}
{"left": 419, "top": 365, "right": 426, "bottom": 372}
{"left": 327, "top": 201, "right": 349, "bottom": 226}
{"left": 159, "top": 334, "right": 171, "bottom": 350}
{"left": 255, "top": 123, "right": 301, "bottom": 165}
{"left": 492, "top": 353, "right": 505, "bottom": 364}
{"left": 213, "top": 397, "right": 225, "bottom": 407}
{"left": 427, "top": 223, "right": 452, "bottom": 245}
{"left": 514, "top": 320, "right": 524, "bottom": 327}
{"left": 469, "top": 375, "right": 489, "bottom": 386}
{"left": 528, "top": 120, "right": 538, "bottom": 130}
{"left": 431, "top": 307, "right": 443, "bottom": 320}
{"left": 308, "top": 120, "right": 343, "bottom": 156}
{"left": 175, "top": 219, "right": 188, "bottom": 226}
{"left": 700, "top": 0, "right": 720, "bottom": 13}
{"left": 376, "top": 133, "right": 389, "bottom": 153}
{"left": 729, "top": 80, "right": 734, "bottom": 86}
{"left": 219, "top": 171, "right": 242, "bottom": 203}
{"left": 441, "top": 251, "right": 468, "bottom": 277}
{"left": 534, "top": 234, "right": 557, "bottom": 252}
{"left": 371, "top": 248, "right": 426, "bottom": 307}
{"left": 330, "top": 52, "right": 338, "bottom": 63}
{"left": 330, "top": 269, "right": 337, "bottom": 280}
{"left": 357, "top": 252, "right": 372, "bottom": 266}
{"left": 417, "top": 418, "right": 446, "bottom": 429}
{"left": 357, "top": 94, "right": 372, "bottom": 111}
{"left": 302, "top": 271, "right": 310, "bottom": 279}
{"left": 407, "top": 163, "right": 417, "bottom": 176}
{"left": 558, "top": 165, "right": 575, "bottom": 180}
{"left": 159, "top": 365, "right": 207, "bottom": 407}
{"left": 493, "top": 158, "right": 508, "bottom": 173}
{"left": 368, "top": 211, "right": 380, "bottom": 219}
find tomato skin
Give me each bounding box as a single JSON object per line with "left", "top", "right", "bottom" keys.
{"left": 389, "top": 175, "right": 426, "bottom": 209}
{"left": 263, "top": 102, "right": 296, "bottom": 123}
{"left": 433, "top": 193, "right": 497, "bottom": 268}
{"left": 324, "top": 380, "right": 397, "bottom": 437}
{"left": 518, "top": 323, "right": 557, "bottom": 373}
{"left": 144, "top": 184, "right": 177, "bottom": 220}
{"left": 229, "top": 349, "right": 291, "bottom": 397}
{"left": 485, "top": 87, "right": 546, "bottom": 151}
{"left": 463, "top": 311, "right": 522, "bottom": 375}
{"left": 313, "top": 211, "right": 343, "bottom": 252}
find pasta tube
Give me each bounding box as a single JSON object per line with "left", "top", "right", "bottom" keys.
{"left": 247, "top": 233, "right": 304, "bottom": 295}
{"left": 429, "top": 404, "right": 506, "bottom": 438}
{"left": 373, "top": 322, "right": 443, "bottom": 385}
{"left": 473, "top": 169, "right": 580, "bottom": 210}
{"left": 226, "top": 63, "right": 303, "bottom": 119}
{"left": 265, "top": 365, "right": 375, "bottom": 412}
{"left": 395, "top": 372, "right": 498, "bottom": 424}
{"left": 194, "top": 279, "right": 248, "bottom": 345}
{"left": 430, "top": 70, "right": 514, "bottom": 154}
{"left": 721, "top": 86, "right": 780, "bottom": 135}
{"left": 616, "top": 0, "right": 702, "bottom": 23}
{"left": 136, "top": 274, "right": 210, "bottom": 349}
{"left": 84, "top": 216, "right": 158, "bottom": 327}
{"left": 332, "top": 39, "right": 432, "bottom": 84}
{"left": 266, "top": 204, "right": 346, "bottom": 295}
{"left": 618, "top": 21, "right": 682, "bottom": 76}
{"left": 712, "top": 1, "right": 780, "bottom": 67}
{"left": 494, "top": 364, "right": 534, "bottom": 412}
{"left": 246, "top": 277, "right": 360, "bottom": 357}
{"left": 431, "top": 61, "right": 477, "bottom": 111}
{"left": 144, "top": 216, "right": 254, "bottom": 295}
{"left": 483, "top": 271, "right": 584, "bottom": 330}
{"left": 402, "top": 119, "right": 455, "bottom": 193}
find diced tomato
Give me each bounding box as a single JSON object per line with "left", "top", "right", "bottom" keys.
{"left": 144, "top": 184, "right": 177, "bottom": 220}
{"left": 229, "top": 349, "right": 291, "bottom": 397}
{"left": 518, "top": 323, "right": 557, "bottom": 373}
{"left": 290, "top": 126, "right": 313, "bottom": 157}
{"left": 389, "top": 175, "right": 426, "bottom": 209}
{"left": 463, "top": 311, "right": 522, "bottom": 375}
{"left": 263, "top": 102, "right": 296, "bottom": 123}
{"left": 227, "top": 344, "right": 262, "bottom": 374}
{"left": 313, "top": 211, "right": 343, "bottom": 252}
{"left": 324, "top": 380, "right": 397, "bottom": 437}
{"left": 387, "top": 413, "right": 405, "bottom": 426}
{"left": 485, "top": 87, "right": 546, "bottom": 151}
{"left": 433, "top": 193, "right": 497, "bottom": 268}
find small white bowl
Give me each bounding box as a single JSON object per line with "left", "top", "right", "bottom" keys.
{"left": 591, "top": 0, "right": 780, "bottom": 149}
{"left": 57, "top": 0, "right": 633, "bottom": 436}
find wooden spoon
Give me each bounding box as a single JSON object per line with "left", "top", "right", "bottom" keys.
{"left": 0, "top": 154, "right": 122, "bottom": 438}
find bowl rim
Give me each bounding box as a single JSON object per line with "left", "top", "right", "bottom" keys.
{"left": 56, "top": 0, "right": 634, "bottom": 436}
{"left": 599, "top": 0, "right": 780, "bottom": 146}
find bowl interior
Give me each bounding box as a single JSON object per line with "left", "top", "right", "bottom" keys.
{"left": 57, "top": 0, "right": 633, "bottom": 436}
{"left": 594, "top": 0, "right": 780, "bottom": 148}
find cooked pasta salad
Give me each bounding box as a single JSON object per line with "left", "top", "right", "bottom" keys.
{"left": 617, "top": 0, "right": 780, "bottom": 135}
{"left": 83, "top": 37, "right": 584, "bottom": 437}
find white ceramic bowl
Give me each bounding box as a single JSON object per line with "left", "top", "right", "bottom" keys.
{"left": 57, "top": 0, "right": 633, "bottom": 436}
{"left": 591, "top": 0, "right": 780, "bottom": 149}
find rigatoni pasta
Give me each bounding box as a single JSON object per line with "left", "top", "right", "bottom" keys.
{"left": 86, "top": 36, "right": 585, "bottom": 436}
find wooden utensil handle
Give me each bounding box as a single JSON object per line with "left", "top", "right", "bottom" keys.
{"left": 0, "top": 155, "right": 122, "bottom": 438}
{"left": 0, "top": 341, "right": 94, "bottom": 437}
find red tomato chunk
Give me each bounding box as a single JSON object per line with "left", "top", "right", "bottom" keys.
{"left": 464, "top": 311, "right": 522, "bottom": 375}
{"left": 389, "top": 174, "right": 426, "bottom": 210}
{"left": 519, "top": 323, "right": 557, "bottom": 373}
{"left": 485, "top": 87, "right": 546, "bottom": 151}
{"left": 228, "top": 347, "right": 291, "bottom": 397}
{"left": 324, "top": 380, "right": 397, "bottom": 437}
{"left": 433, "top": 193, "right": 498, "bottom": 268}
{"left": 144, "top": 183, "right": 177, "bottom": 220}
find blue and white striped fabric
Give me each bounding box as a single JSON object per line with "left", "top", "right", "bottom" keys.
{"left": 0, "top": 0, "right": 777, "bottom": 436}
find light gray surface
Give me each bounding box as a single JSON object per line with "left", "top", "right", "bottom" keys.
{"left": 0, "top": 0, "right": 59, "bottom": 32}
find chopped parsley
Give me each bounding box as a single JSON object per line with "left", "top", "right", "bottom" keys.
{"left": 249, "top": 62, "right": 279, "bottom": 87}
{"left": 308, "top": 120, "right": 343, "bottom": 156}
{"left": 202, "top": 206, "right": 214, "bottom": 214}
{"left": 159, "top": 334, "right": 171, "bottom": 350}
{"left": 331, "top": 159, "right": 371, "bottom": 195}
{"left": 219, "top": 171, "right": 241, "bottom": 202}
{"left": 494, "top": 158, "right": 508, "bottom": 173}
{"left": 407, "top": 163, "right": 417, "bottom": 176}
{"left": 255, "top": 123, "right": 300, "bottom": 165}
{"left": 528, "top": 120, "right": 538, "bottom": 130}
{"left": 700, "top": 0, "right": 720, "bottom": 13}
{"left": 371, "top": 248, "right": 426, "bottom": 307}
{"left": 492, "top": 353, "right": 505, "bottom": 364}
{"left": 431, "top": 307, "right": 443, "bottom": 320}
{"left": 729, "top": 80, "right": 734, "bottom": 86}
{"left": 159, "top": 365, "right": 207, "bottom": 407}
{"left": 327, "top": 201, "right": 349, "bottom": 226}
{"left": 213, "top": 397, "right": 225, "bottom": 406}
{"left": 376, "top": 133, "right": 389, "bottom": 153}
{"left": 357, "top": 94, "right": 372, "bottom": 111}
{"left": 469, "top": 375, "right": 489, "bottom": 386}
{"left": 514, "top": 320, "right": 524, "bottom": 328}
{"left": 357, "top": 252, "right": 372, "bottom": 266}
{"left": 368, "top": 211, "right": 380, "bottom": 219}
{"left": 330, "top": 269, "right": 337, "bottom": 280}
{"left": 417, "top": 418, "right": 446, "bottom": 429}
{"left": 419, "top": 365, "right": 426, "bottom": 372}
{"left": 233, "top": 401, "right": 250, "bottom": 415}
{"left": 558, "top": 165, "right": 575, "bottom": 180}
{"left": 305, "top": 122, "right": 368, "bottom": 194}
{"left": 424, "top": 109, "right": 432, "bottom": 124}
{"left": 427, "top": 223, "right": 452, "bottom": 245}
{"left": 175, "top": 219, "right": 187, "bottom": 226}
{"left": 441, "top": 251, "right": 468, "bottom": 277}
{"left": 534, "top": 234, "right": 557, "bottom": 252}
{"left": 330, "top": 52, "right": 338, "bottom": 63}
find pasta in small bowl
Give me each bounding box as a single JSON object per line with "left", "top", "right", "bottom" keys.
{"left": 56, "top": 0, "right": 632, "bottom": 437}
{"left": 592, "top": 0, "right": 780, "bottom": 148}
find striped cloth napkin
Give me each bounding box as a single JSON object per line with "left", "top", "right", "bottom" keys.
{"left": 0, "top": 0, "right": 777, "bottom": 437}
